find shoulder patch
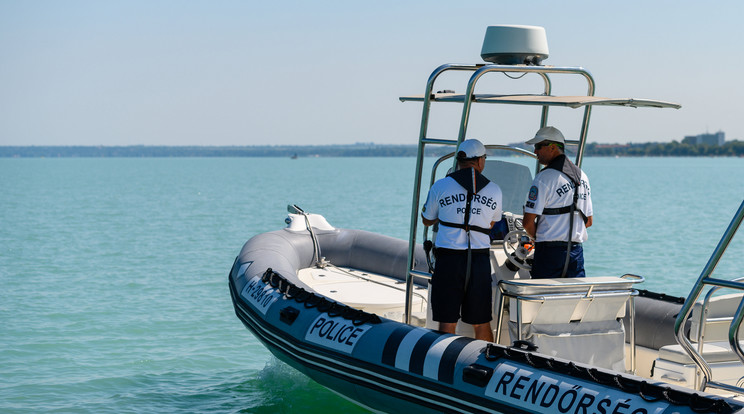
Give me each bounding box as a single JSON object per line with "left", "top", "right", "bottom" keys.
{"left": 528, "top": 185, "right": 538, "bottom": 201}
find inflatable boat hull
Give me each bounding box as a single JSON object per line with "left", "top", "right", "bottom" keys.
{"left": 229, "top": 228, "right": 743, "bottom": 414}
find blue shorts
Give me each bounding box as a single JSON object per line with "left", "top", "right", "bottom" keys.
{"left": 530, "top": 242, "right": 585, "bottom": 279}
{"left": 431, "top": 249, "right": 492, "bottom": 325}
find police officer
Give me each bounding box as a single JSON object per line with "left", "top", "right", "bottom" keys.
{"left": 421, "top": 139, "right": 503, "bottom": 341}
{"left": 523, "top": 126, "right": 593, "bottom": 278}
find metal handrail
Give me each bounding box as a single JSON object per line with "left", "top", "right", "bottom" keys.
{"left": 694, "top": 282, "right": 744, "bottom": 389}
{"left": 673, "top": 199, "right": 744, "bottom": 392}
{"left": 405, "top": 64, "right": 481, "bottom": 324}
{"left": 455, "top": 65, "right": 595, "bottom": 169}
{"left": 697, "top": 277, "right": 744, "bottom": 342}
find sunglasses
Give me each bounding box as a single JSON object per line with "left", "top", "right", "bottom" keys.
{"left": 534, "top": 141, "right": 552, "bottom": 150}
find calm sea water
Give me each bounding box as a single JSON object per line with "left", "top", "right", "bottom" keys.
{"left": 1, "top": 156, "right": 743, "bottom": 413}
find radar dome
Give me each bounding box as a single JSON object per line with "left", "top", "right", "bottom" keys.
{"left": 480, "top": 25, "right": 549, "bottom": 65}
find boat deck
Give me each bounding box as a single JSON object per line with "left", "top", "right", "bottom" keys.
{"left": 297, "top": 265, "right": 429, "bottom": 322}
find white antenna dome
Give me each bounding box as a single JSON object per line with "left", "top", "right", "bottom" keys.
{"left": 480, "top": 25, "right": 549, "bottom": 65}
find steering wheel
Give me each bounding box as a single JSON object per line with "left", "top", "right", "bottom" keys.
{"left": 502, "top": 230, "right": 534, "bottom": 270}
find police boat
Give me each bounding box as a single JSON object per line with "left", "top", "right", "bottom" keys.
{"left": 229, "top": 25, "right": 744, "bottom": 413}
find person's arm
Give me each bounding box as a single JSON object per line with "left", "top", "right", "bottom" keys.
{"left": 585, "top": 215, "right": 593, "bottom": 228}
{"left": 522, "top": 212, "right": 538, "bottom": 239}
{"left": 422, "top": 215, "right": 438, "bottom": 227}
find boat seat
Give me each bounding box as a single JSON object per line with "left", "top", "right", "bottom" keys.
{"left": 689, "top": 293, "right": 744, "bottom": 344}
{"left": 653, "top": 293, "right": 744, "bottom": 388}
{"left": 658, "top": 340, "right": 744, "bottom": 364}
{"left": 657, "top": 293, "right": 744, "bottom": 362}
{"left": 496, "top": 276, "right": 638, "bottom": 371}
{"left": 659, "top": 293, "right": 744, "bottom": 364}
{"left": 499, "top": 277, "right": 635, "bottom": 325}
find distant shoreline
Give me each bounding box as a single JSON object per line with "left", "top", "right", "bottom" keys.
{"left": 1, "top": 141, "right": 742, "bottom": 158}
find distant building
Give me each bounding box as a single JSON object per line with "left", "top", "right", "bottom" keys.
{"left": 683, "top": 131, "right": 725, "bottom": 146}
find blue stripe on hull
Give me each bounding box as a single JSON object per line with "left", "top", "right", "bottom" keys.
{"left": 439, "top": 336, "right": 472, "bottom": 384}
{"left": 381, "top": 325, "right": 415, "bottom": 366}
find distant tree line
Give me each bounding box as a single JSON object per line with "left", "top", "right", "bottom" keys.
{"left": 0, "top": 144, "right": 453, "bottom": 158}
{"left": 584, "top": 140, "right": 744, "bottom": 157}
{"left": 1, "top": 141, "right": 742, "bottom": 158}
{"left": 0, "top": 144, "right": 421, "bottom": 158}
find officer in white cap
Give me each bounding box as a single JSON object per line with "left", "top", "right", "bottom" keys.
{"left": 523, "top": 126, "right": 593, "bottom": 278}
{"left": 421, "top": 139, "right": 503, "bottom": 340}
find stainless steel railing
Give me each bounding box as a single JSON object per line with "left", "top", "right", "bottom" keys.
{"left": 673, "top": 199, "right": 744, "bottom": 393}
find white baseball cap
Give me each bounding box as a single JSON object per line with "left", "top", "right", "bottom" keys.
{"left": 525, "top": 126, "right": 565, "bottom": 145}
{"left": 456, "top": 139, "right": 487, "bottom": 159}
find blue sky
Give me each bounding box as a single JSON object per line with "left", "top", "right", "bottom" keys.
{"left": 1, "top": 1, "right": 742, "bottom": 146}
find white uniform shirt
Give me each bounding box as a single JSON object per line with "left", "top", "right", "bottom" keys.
{"left": 422, "top": 174, "right": 503, "bottom": 250}
{"left": 524, "top": 168, "right": 592, "bottom": 243}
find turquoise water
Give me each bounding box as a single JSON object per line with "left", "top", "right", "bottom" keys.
{"left": 1, "top": 157, "right": 743, "bottom": 413}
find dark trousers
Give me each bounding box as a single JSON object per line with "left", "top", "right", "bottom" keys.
{"left": 431, "top": 249, "right": 492, "bottom": 324}
{"left": 530, "top": 242, "right": 585, "bottom": 279}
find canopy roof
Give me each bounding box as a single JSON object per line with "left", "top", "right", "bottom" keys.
{"left": 399, "top": 93, "right": 681, "bottom": 109}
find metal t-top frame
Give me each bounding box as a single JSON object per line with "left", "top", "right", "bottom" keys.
{"left": 402, "top": 63, "right": 597, "bottom": 324}
{"left": 673, "top": 199, "right": 744, "bottom": 394}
